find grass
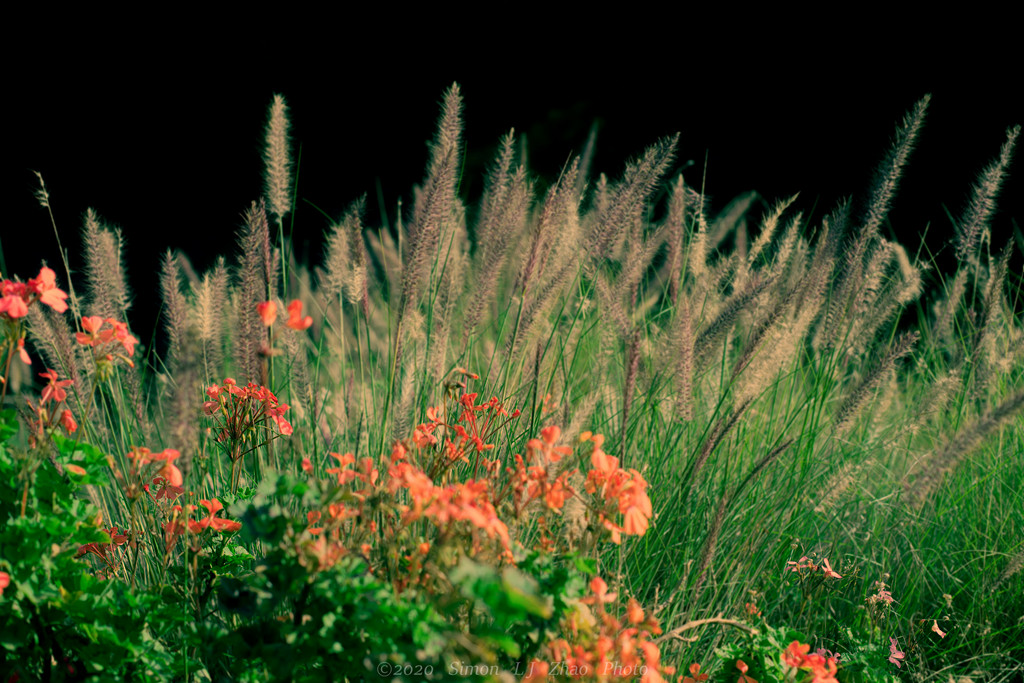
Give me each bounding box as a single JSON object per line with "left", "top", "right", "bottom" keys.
{"left": 1, "top": 84, "right": 1021, "bottom": 681}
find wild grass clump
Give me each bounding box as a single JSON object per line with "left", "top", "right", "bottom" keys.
{"left": 1, "top": 85, "right": 1021, "bottom": 682}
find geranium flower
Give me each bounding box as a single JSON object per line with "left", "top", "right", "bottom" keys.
{"left": 29, "top": 266, "right": 68, "bottom": 313}
{"left": 60, "top": 409, "right": 78, "bottom": 434}
{"left": 17, "top": 338, "right": 31, "bottom": 365}
{"left": 285, "top": 299, "right": 312, "bottom": 330}
{"left": 682, "top": 663, "right": 709, "bottom": 683}
{"left": 257, "top": 300, "right": 277, "bottom": 326}
{"left": 39, "top": 368, "right": 73, "bottom": 405}
{"left": 735, "top": 659, "right": 758, "bottom": 683}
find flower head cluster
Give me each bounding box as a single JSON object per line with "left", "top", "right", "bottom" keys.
{"left": 508, "top": 425, "right": 578, "bottom": 514}
{"left": 160, "top": 498, "right": 242, "bottom": 560}
{"left": 782, "top": 641, "right": 840, "bottom": 683}
{"left": 203, "top": 378, "right": 293, "bottom": 443}
{"left": 524, "top": 576, "right": 674, "bottom": 683}
{"left": 582, "top": 432, "right": 653, "bottom": 542}
{"left": 24, "top": 369, "right": 78, "bottom": 447}
{"left": 785, "top": 555, "right": 842, "bottom": 579}
{"left": 75, "top": 526, "right": 129, "bottom": 577}
{"left": 257, "top": 299, "right": 313, "bottom": 331}
{"left": 1, "top": 267, "right": 68, "bottom": 368}
{"left": 109, "top": 446, "right": 184, "bottom": 501}
{"left": 75, "top": 316, "right": 138, "bottom": 380}
{"left": 0, "top": 266, "right": 68, "bottom": 321}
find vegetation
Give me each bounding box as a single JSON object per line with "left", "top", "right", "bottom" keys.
{"left": 1, "top": 85, "right": 1021, "bottom": 682}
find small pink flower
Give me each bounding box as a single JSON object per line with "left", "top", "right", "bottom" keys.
{"left": 931, "top": 620, "right": 946, "bottom": 638}
{"left": 821, "top": 557, "right": 842, "bottom": 579}
{"left": 888, "top": 637, "right": 905, "bottom": 668}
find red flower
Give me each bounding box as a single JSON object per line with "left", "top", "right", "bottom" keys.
{"left": 60, "top": 409, "right": 78, "bottom": 434}
{"left": 39, "top": 368, "right": 73, "bottom": 406}
{"left": 285, "top": 299, "right": 312, "bottom": 330}
{"left": 257, "top": 300, "right": 278, "bottom": 326}
{"left": 683, "top": 663, "right": 709, "bottom": 683}
{"left": 0, "top": 570, "right": 10, "bottom": 597}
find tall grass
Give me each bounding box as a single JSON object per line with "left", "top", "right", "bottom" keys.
{"left": 12, "top": 86, "right": 1024, "bottom": 680}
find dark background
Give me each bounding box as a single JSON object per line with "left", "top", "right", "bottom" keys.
{"left": 6, "top": 61, "right": 1021, "bottom": 345}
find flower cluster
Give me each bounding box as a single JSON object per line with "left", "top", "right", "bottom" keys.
{"left": 1, "top": 266, "right": 68, "bottom": 368}
{"left": 158, "top": 498, "right": 242, "bottom": 562}
{"left": 785, "top": 555, "right": 842, "bottom": 579}
{"left": 582, "top": 432, "right": 653, "bottom": 542}
{"left": 108, "top": 446, "right": 184, "bottom": 502}
{"left": 523, "top": 576, "right": 675, "bottom": 683}
{"left": 0, "top": 266, "right": 68, "bottom": 321}
{"left": 74, "top": 315, "right": 139, "bottom": 380}
{"left": 75, "top": 526, "right": 130, "bottom": 578}
{"left": 24, "top": 369, "right": 78, "bottom": 447}
{"left": 257, "top": 299, "right": 313, "bottom": 331}
{"left": 203, "top": 378, "right": 293, "bottom": 439}
{"left": 782, "top": 641, "right": 840, "bottom": 683}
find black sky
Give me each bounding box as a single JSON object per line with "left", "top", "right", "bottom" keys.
{"left": 6, "top": 59, "right": 1021, "bottom": 342}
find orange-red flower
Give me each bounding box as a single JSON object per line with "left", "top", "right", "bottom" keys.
{"left": 39, "top": 368, "right": 73, "bottom": 405}
{"left": 285, "top": 299, "right": 312, "bottom": 330}
{"left": 0, "top": 570, "right": 10, "bottom": 597}
{"left": 683, "top": 663, "right": 709, "bottom": 683}
{"left": 257, "top": 300, "right": 278, "bottom": 326}
{"left": 189, "top": 499, "right": 242, "bottom": 533}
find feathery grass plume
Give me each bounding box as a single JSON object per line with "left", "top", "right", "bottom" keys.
{"left": 833, "top": 331, "right": 919, "bottom": 436}
{"left": 955, "top": 125, "right": 1020, "bottom": 264}
{"left": 664, "top": 175, "right": 687, "bottom": 306}
{"left": 264, "top": 93, "right": 293, "bottom": 226}
{"left": 465, "top": 135, "right": 531, "bottom": 338}
{"left": 321, "top": 197, "right": 370, "bottom": 319}
{"left": 858, "top": 95, "right": 930, "bottom": 246}
{"left": 748, "top": 195, "right": 798, "bottom": 267}
{"left": 160, "top": 251, "right": 189, "bottom": 372}
{"left": 686, "top": 209, "right": 711, "bottom": 297}
{"left": 902, "top": 389, "right": 1024, "bottom": 510}
{"left": 82, "top": 208, "right": 130, "bottom": 319}
{"left": 235, "top": 199, "right": 273, "bottom": 384}
{"left": 672, "top": 301, "right": 695, "bottom": 422}
{"left": 814, "top": 461, "right": 863, "bottom": 514}
{"left": 687, "top": 398, "right": 753, "bottom": 490}
{"left": 399, "top": 83, "right": 463, "bottom": 321}
{"left": 906, "top": 369, "right": 962, "bottom": 437}
{"left": 508, "top": 163, "right": 584, "bottom": 359}
{"left": 819, "top": 98, "right": 929, "bottom": 352}
{"left": 392, "top": 310, "right": 427, "bottom": 440}
{"left": 933, "top": 268, "right": 968, "bottom": 352}
{"left": 620, "top": 329, "right": 642, "bottom": 455}
{"left": 992, "top": 551, "right": 1024, "bottom": 593}
{"left": 194, "top": 258, "right": 228, "bottom": 381}
{"left": 26, "top": 305, "right": 86, "bottom": 403}
{"left": 693, "top": 275, "right": 773, "bottom": 366}
{"left": 428, "top": 204, "right": 469, "bottom": 382}
{"left": 587, "top": 134, "right": 678, "bottom": 261}
{"left": 970, "top": 244, "right": 1012, "bottom": 393}
{"left": 279, "top": 321, "right": 313, "bottom": 427}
